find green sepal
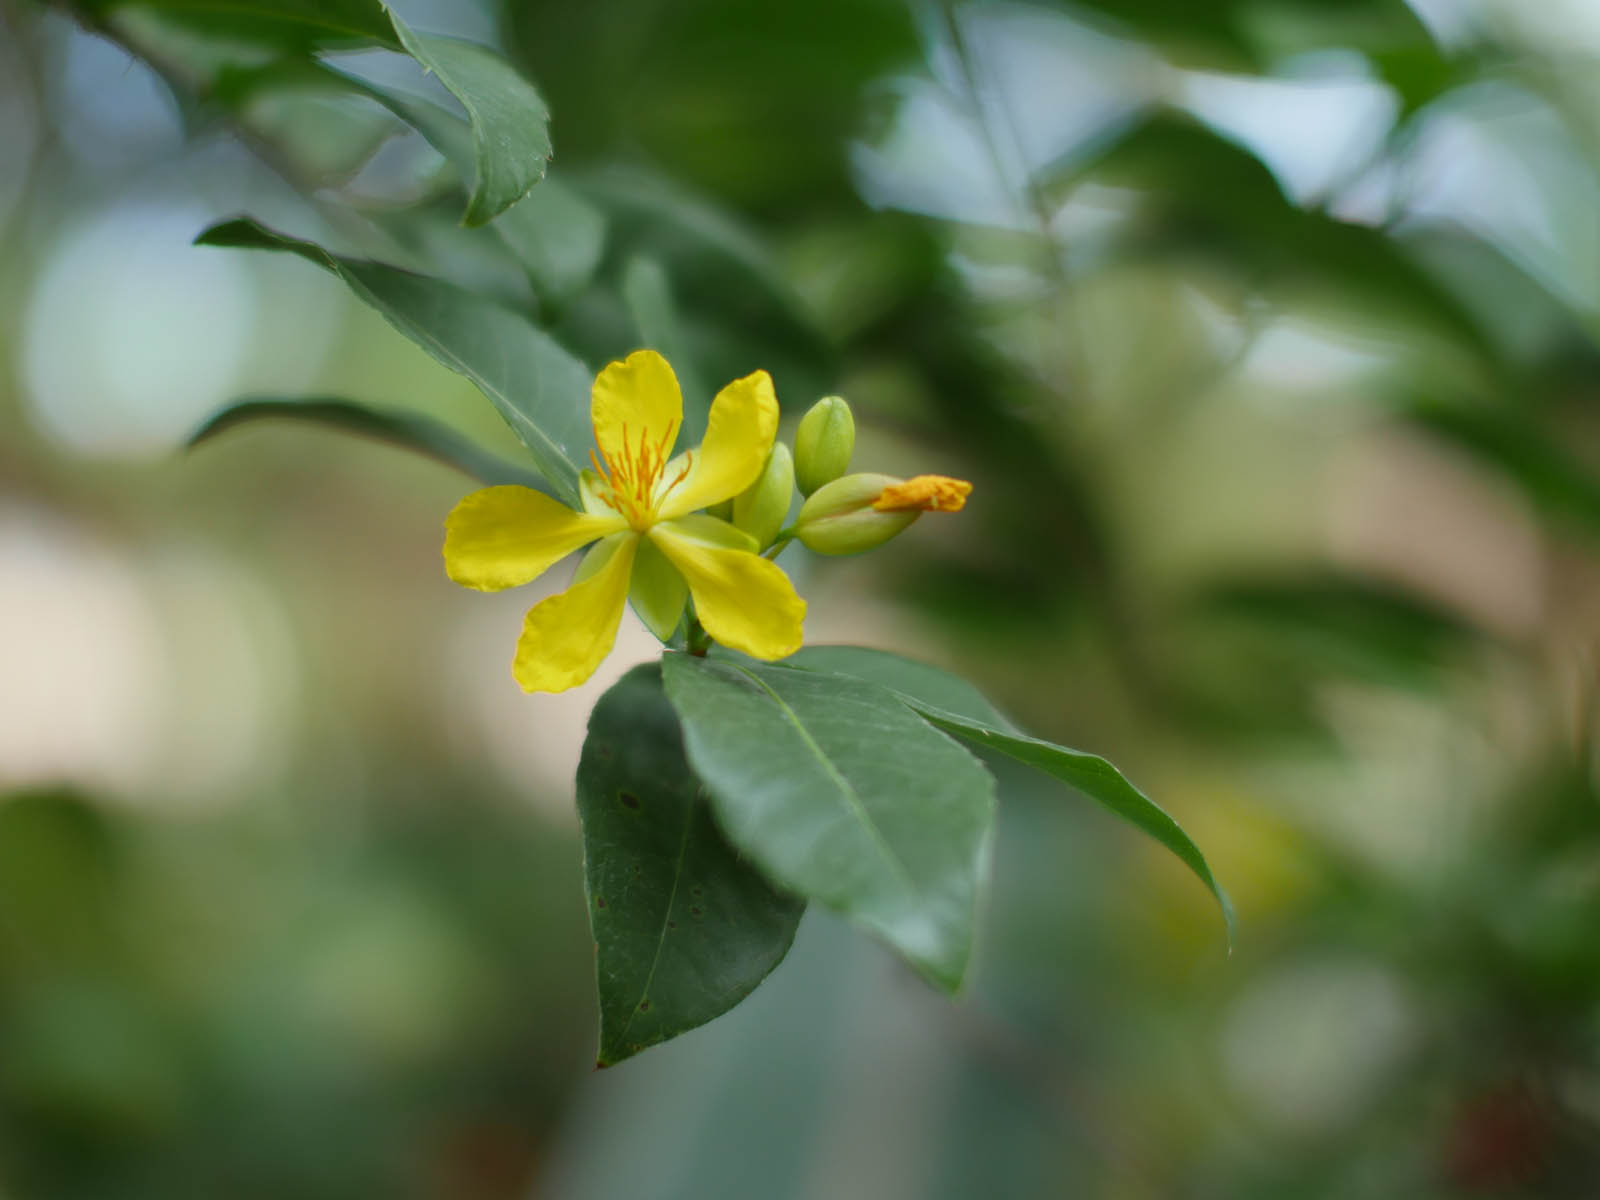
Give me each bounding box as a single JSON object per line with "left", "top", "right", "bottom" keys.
{"left": 629, "top": 536, "right": 689, "bottom": 643}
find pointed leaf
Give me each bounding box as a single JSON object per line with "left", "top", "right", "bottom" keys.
{"left": 787, "top": 645, "right": 1234, "bottom": 945}
{"left": 784, "top": 644, "right": 1015, "bottom": 731}
{"left": 187, "top": 396, "right": 548, "bottom": 489}
{"left": 196, "top": 218, "right": 589, "bottom": 503}
{"left": 382, "top": 9, "right": 552, "bottom": 227}
{"left": 578, "top": 664, "right": 804, "bottom": 1066}
{"left": 661, "top": 654, "right": 996, "bottom": 992}
{"left": 339, "top": 78, "right": 604, "bottom": 302}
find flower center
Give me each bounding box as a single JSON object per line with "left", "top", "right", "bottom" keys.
{"left": 590, "top": 421, "right": 690, "bottom": 530}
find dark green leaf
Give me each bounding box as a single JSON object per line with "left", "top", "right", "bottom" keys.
{"left": 82, "top": 0, "right": 400, "bottom": 49}
{"left": 383, "top": 10, "right": 551, "bottom": 227}
{"left": 911, "top": 706, "right": 1235, "bottom": 946}
{"left": 196, "top": 218, "right": 590, "bottom": 503}
{"left": 578, "top": 665, "right": 804, "bottom": 1066}
{"left": 784, "top": 646, "right": 1231, "bottom": 943}
{"left": 661, "top": 654, "right": 995, "bottom": 992}
{"left": 1185, "top": 571, "right": 1484, "bottom": 686}
{"left": 783, "top": 645, "right": 1014, "bottom": 731}
{"left": 1406, "top": 401, "right": 1600, "bottom": 535}
{"left": 187, "top": 396, "right": 547, "bottom": 489}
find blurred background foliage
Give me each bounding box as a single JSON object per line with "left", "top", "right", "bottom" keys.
{"left": 3, "top": 0, "right": 1600, "bottom": 1195}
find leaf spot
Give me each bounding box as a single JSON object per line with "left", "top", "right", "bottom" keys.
{"left": 619, "top": 791, "right": 641, "bottom": 809}
{"left": 638, "top": 1000, "right": 651, "bottom": 1012}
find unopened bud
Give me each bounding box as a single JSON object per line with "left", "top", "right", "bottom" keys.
{"left": 793, "top": 395, "right": 855, "bottom": 496}
{"left": 793, "top": 472, "right": 918, "bottom": 556}
{"left": 732, "top": 442, "right": 794, "bottom": 548}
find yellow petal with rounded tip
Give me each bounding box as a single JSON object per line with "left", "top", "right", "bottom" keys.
{"left": 591, "top": 349, "right": 683, "bottom": 475}
{"left": 655, "top": 370, "right": 778, "bottom": 520}
{"left": 444, "top": 486, "right": 623, "bottom": 592}
{"left": 650, "top": 517, "right": 805, "bottom": 660}
{"left": 513, "top": 533, "right": 639, "bottom": 693}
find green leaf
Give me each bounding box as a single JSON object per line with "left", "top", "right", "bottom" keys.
{"left": 578, "top": 665, "right": 804, "bottom": 1067}
{"left": 187, "top": 396, "right": 548, "bottom": 490}
{"left": 661, "top": 654, "right": 996, "bottom": 992}
{"left": 343, "top": 79, "right": 604, "bottom": 303}
{"left": 785, "top": 645, "right": 1234, "bottom": 945}
{"left": 83, "top": 0, "right": 400, "bottom": 49}
{"left": 196, "top": 218, "right": 590, "bottom": 503}
{"left": 382, "top": 9, "right": 552, "bottom": 227}
{"left": 783, "top": 645, "right": 1014, "bottom": 731}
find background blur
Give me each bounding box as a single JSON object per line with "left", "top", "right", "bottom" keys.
{"left": 4, "top": 0, "right": 1600, "bottom": 1195}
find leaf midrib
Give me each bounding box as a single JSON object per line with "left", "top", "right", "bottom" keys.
{"left": 611, "top": 788, "right": 694, "bottom": 1051}
{"left": 731, "top": 665, "right": 921, "bottom": 902}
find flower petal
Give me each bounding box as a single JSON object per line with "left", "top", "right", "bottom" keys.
{"left": 591, "top": 349, "right": 683, "bottom": 474}
{"left": 655, "top": 369, "right": 778, "bottom": 520}
{"left": 513, "top": 533, "right": 639, "bottom": 693}
{"left": 650, "top": 517, "right": 805, "bottom": 660}
{"left": 444, "top": 486, "right": 623, "bottom": 592}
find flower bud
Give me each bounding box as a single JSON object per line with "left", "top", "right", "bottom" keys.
{"left": 793, "top": 473, "right": 918, "bottom": 556}
{"left": 793, "top": 395, "right": 855, "bottom": 496}
{"left": 731, "top": 442, "right": 794, "bottom": 548}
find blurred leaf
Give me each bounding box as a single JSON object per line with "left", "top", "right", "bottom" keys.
{"left": 577, "top": 665, "right": 804, "bottom": 1067}
{"left": 1185, "top": 571, "right": 1485, "bottom": 685}
{"left": 82, "top": 0, "right": 400, "bottom": 50}
{"left": 1407, "top": 401, "right": 1600, "bottom": 534}
{"left": 1047, "top": 112, "right": 1500, "bottom": 370}
{"left": 622, "top": 255, "right": 710, "bottom": 442}
{"left": 196, "top": 218, "right": 590, "bottom": 502}
{"left": 573, "top": 166, "right": 832, "bottom": 387}
{"left": 77, "top": 2, "right": 547, "bottom": 225}
{"left": 661, "top": 654, "right": 995, "bottom": 992}
{"left": 383, "top": 11, "right": 551, "bottom": 227}
{"left": 785, "top": 647, "right": 1233, "bottom": 944}
{"left": 187, "top": 396, "right": 548, "bottom": 489}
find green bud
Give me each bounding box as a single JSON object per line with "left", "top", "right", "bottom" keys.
{"left": 793, "top": 395, "right": 855, "bottom": 496}
{"left": 731, "top": 442, "right": 794, "bottom": 548}
{"left": 794, "top": 472, "right": 918, "bottom": 556}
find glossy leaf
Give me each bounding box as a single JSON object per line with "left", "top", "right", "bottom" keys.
{"left": 196, "top": 218, "right": 590, "bottom": 503}
{"left": 661, "top": 653, "right": 996, "bottom": 992}
{"left": 784, "top": 644, "right": 1014, "bottom": 730}
{"left": 786, "top": 645, "right": 1234, "bottom": 945}
{"left": 578, "top": 665, "right": 804, "bottom": 1066}
{"left": 384, "top": 10, "right": 552, "bottom": 227}
{"left": 187, "top": 396, "right": 548, "bottom": 490}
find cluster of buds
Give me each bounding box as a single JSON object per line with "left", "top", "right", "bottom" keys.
{"left": 726, "top": 394, "right": 971, "bottom": 557}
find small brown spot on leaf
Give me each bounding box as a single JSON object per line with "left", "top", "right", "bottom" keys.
{"left": 595, "top": 897, "right": 606, "bottom": 909}
{"left": 619, "top": 791, "right": 640, "bottom": 809}
{"left": 667, "top": 920, "right": 678, "bottom": 930}
{"left": 690, "top": 906, "right": 703, "bottom": 917}
{"left": 638, "top": 1000, "right": 651, "bottom": 1012}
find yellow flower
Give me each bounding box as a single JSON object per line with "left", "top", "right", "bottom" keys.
{"left": 443, "top": 350, "right": 806, "bottom": 693}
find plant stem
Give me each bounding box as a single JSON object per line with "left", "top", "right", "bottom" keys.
{"left": 685, "top": 616, "right": 712, "bottom": 656}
